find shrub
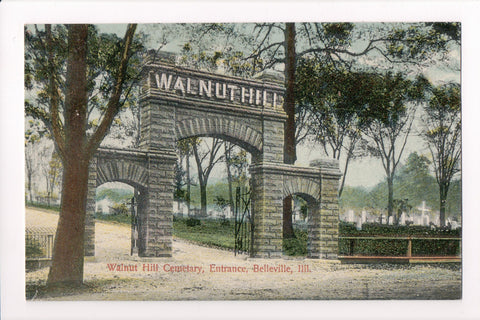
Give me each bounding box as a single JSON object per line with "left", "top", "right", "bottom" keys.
{"left": 26, "top": 238, "right": 44, "bottom": 258}
{"left": 283, "top": 230, "right": 308, "bottom": 256}
{"left": 185, "top": 217, "right": 201, "bottom": 227}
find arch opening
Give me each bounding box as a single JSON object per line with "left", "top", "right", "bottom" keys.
{"left": 174, "top": 136, "right": 252, "bottom": 220}
{"left": 282, "top": 192, "right": 319, "bottom": 257}
{"left": 95, "top": 181, "right": 147, "bottom": 257}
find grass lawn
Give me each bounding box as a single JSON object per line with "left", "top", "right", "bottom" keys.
{"left": 173, "top": 217, "right": 236, "bottom": 250}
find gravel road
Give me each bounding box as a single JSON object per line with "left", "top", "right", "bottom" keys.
{"left": 25, "top": 208, "right": 462, "bottom": 300}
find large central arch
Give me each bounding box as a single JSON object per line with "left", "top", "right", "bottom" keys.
{"left": 85, "top": 52, "right": 341, "bottom": 259}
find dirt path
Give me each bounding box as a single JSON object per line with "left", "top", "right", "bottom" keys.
{"left": 25, "top": 208, "right": 461, "bottom": 300}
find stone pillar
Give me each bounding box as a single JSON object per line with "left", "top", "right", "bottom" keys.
{"left": 139, "top": 100, "right": 177, "bottom": 151}
{"left": 249, "top": 163, "right": 284, "bottom": 258}
{"left": 84, "top": 157, "right": 97, "bottom": 257}
{"left": 257, "top": 118, "right": 284, "bottom": 163}
{"left": 311, "top": 159, "right": 342, "bottom": 259}
{"left": 306, "top": 201, "right": 322, "bottom": 259}
{"left": 249, "top": 112, "right": 285, "bottom": 258}
{"left": 141, "top": 150, "right": 176, "bottom": 257}
{"left": 138, "top": 70, "right": 177, "bottom": 256}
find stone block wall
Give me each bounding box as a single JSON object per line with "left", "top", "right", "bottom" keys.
{"left": 141, "top": 152, "right": 176, "bottom": 257}
{"left": 250, "top": 163, "right": 284, "bottom": 258}
{"left": 311, "top": 159, "right": 342, "bottom": 259}
{"left": 258, "top": 119, "right": 285, "bottom": 163}
{"left": 139, "top": 100, "right": 176, "bottom": 151}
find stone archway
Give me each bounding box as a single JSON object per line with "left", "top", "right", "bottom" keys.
{"left": 84, "top": 52, "right": 341, "bottom": 259}
{"left": 175, "top": 117, "right": 263, "bottom": 155}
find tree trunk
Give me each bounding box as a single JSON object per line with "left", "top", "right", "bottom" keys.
{"left": 186, "top": 153, "right": 191, "bottom": 216}
{"left": 200, "top": 182, "right": 207, "bottom": 217}
{"left": 27, "top": 170, "right": 33, "bottom": 203}
{"left": 284, "top": 22, "right": 297, "bottom": 165}
{"left": 283, "top": 195, "right": 295, "bottom": 238}
{"left": 439, "top": 184, "right": 448, "bottom": 227}
{"left": 47, "top": 24, "right": 89, "bottom": 287}
{"left": 47, "top": 157, "right": 89, "bottom": 286}
{"left": 282, "top": 23, "right": 296, "bottom": 238}
{"left": 387, "top": 176, "right": 394, "bottom": 221}
{"left": 225, "top": 143, "right": 234, "bottom": 213}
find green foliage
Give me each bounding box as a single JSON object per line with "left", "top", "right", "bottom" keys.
{"left": 185, "top": 217, "right": 201, "bottom": 227}
{"left": 26, "top": 201, "right": 60, "bottom": 212}
{"left": 94, "top": 212, "right": 131, "bottom": 225}
{"left": 339, "top": 221, "right": 461, "bottom": 237}
{"left": 394, "top": 152, "right": 438, "bottom": 209}
{"left": 282, "top": 230, "right": 308, "bottom": 256}
{"left": 25, "top": 238, "right": 45, "bottom": 258}
{"left": 96, "top": 188, "right": 133, "bottom": 203}
{"left": 174, "top": 160, "right": 187, "bottom": 202}
{"left": 111, "top": 203, "right": 129, "bottom": 216}
{"left": 338, "top": 222, "right": 461, "bottom": 256}
{"left": 283, "top": 222, "right": 461, "bottom": 256}
{"left": 340, "top": 186, "right": 371, "bottom": 210}
{"left": 422, "top": 83, "right": 461, "bottom": 200}
{"left": 25, "top": 24, "right": 145, "bottom": 139}
{"left": 386, "top": 23, "right": 460, "bottom": 61}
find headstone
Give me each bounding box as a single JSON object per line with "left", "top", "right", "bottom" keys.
{"left": 356, "top": 217, "right": 363, "bottom": 230}
{"left": 413, "top": 215, "right": 422, "bottom": 226}
{"left": 379, "top": 214, "right": 386, "bottom": 224}
{"left": 347, "top": 210, "right": 355, "bottom": 223}
{"left": 422, "top": 214, "right": 430, "bottom": 226}
{"left": 418, "top": 201, "right": 431, "bottom": 226}
{"left": 451, "top": 221, "right": 459, "bottom": 230}
{"left": 388, "top": 215, "right": 394, "bottom": 225}
{"left": 399, "top": 212, "right": 406, "bottom": 226}
{"left": 223, "top": 207, "right": 232, "bottom": 219}
{"left": 361, "top": 210, "right": 367, "bottom": 224}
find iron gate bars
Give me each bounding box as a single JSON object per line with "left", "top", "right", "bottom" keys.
{"left": 130, "top": 195, "right": 139, "bottom": 255}
{"left": 234, "top": 186, "right": 253, "bottom": 257}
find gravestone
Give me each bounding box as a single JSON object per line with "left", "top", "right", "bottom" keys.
{"left": 388, "top": 215, "right": 394, "bottom": 225}
{"left": 422, "top": 214, "right": 430, "bottom": 226}
{"left": 361, "top": 210, "right": 367, "bottom": 224}
{"left": 451, "top": 220, "right": 459, "bottom": 230}
{"left": 399, "top": 212, "right": 406, "bottom": 226}
{"left": 347, "top": 210, "right": 355, "bottom": 223}
{"left": 356, "top": 217, "right": 363, "bottom": 230}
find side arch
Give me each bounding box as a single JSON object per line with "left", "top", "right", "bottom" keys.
{"left": 175, "top": 117, "right": 263, "bottom": 155}
{"left": 96, "top": 159, "right": 149, "bottom": 189}
{"left": 282, "top": 175, "right": 321, "bottom": 203}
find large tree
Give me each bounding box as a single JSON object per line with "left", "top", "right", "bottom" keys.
{"left": 361, "top": 72, "right": 428, "bottom": 220}
{"left": 296, "top": 58, "right": 378, "bottom": 197}
{"left": 394, "top": 152, "right": 437, "bottom": 208}
{"left": 422, "top": 83, "right": 461, "bottom": 227}
{"left": 25, "top": 24, "right": 139, "bottom": 286}
{"left": 191, "top": 138, "right": 224, "bottom": 217}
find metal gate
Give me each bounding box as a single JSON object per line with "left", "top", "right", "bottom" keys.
{"left": 130, "top": 194, "right": 139, "bottom": 255}
{"left": 234, "top": 186, "right": 253, "bottom": 256}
